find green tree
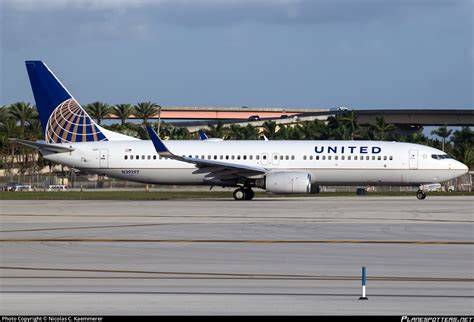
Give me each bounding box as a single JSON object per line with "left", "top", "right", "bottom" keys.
{"left": 431, "top": 125, "right": 452, "bottom": 152}
{"left": 371, "top": 116, "right": 397, "bottom": 141}
{"left": 262, "top": 121, "right": 278, "bottom": 139}
{"left": 8, "top": 102, "right": 37, "bottom": 135}
{"left": 451, "top": 126, "right": 474, "bottom": 166}
{"left": 112, "top": 104, "right": 135, "bottom": 125}
{"left": 134, "top": 101, "right": 160, "bottom": 126}
{"left": 242, "top": 124, "right": 259, "bottom": 140}
{"left": 207, "top": 122, "right": 226, "bottom": 139}
{"left": 227, "top": 124, "right": 245, "bottom": 140}
{"left": 85, "top": 101, "right": 110, "bottom": 125}
{"left": 341, "top": 110, "right": 359, "bottom": 140}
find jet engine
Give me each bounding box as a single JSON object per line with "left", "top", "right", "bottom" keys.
{"left": 256, "top": 171, "right": 312, "bottom": 194}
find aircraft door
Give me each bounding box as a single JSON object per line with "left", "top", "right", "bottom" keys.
{"left": 99, "top": 149, "right": 109, "bottom": 168}
{"left": 409, "top": 149, "right": 418, "bottom": 169}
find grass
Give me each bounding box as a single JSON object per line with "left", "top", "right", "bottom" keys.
{"left": 0, "top": 190, "right": 472, "bottom": 200}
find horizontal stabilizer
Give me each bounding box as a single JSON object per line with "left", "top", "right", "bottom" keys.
{"left": 10, "top": 139, "right": 74, "bottom": 153}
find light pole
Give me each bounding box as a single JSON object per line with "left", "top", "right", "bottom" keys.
{"left": 157, "top": 105, "right": 162, "bottom": 135}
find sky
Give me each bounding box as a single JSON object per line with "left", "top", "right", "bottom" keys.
{"left": 0, "top": 0, "right": 473, "bottom": 109}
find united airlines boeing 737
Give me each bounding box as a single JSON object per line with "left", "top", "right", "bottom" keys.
{"left": 15, "top": 61, "right": 468, "bottom": 200}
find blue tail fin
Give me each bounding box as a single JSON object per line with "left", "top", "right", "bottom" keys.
{"left": 25, "top": 61, "right": 108, "bottom": 143}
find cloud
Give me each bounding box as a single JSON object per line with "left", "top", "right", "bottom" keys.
{"left": 1, "top": 0, "right": 470, "bottom": 50}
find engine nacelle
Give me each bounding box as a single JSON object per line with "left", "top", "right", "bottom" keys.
{"left": 256, "top": 171, "right": 312, "bottom": 194}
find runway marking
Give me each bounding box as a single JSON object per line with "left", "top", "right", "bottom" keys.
{"left": 1, "top": 291, "right": 472, "bottom": 298}
{"left": 0, "top": 223, "right": 174, "bottom": 233}
{"left": 1, "top": 266, "right": 472, "bottom": 282}
{"left": 0, "top": 238, "right": 472, "bottom": 245}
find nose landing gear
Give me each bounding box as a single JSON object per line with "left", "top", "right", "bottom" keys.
{"left": 233, "top": 187, "right": 255, "bottom": 200}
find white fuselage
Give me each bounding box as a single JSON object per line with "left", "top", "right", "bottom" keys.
{"left": 43, "top": 140, "right": 468, "bottom": 187}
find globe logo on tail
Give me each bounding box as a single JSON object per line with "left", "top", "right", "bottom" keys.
{"left": 45, "top": 98, "right": 108, "bottom": 143}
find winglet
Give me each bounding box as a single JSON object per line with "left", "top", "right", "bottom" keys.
{"left": 198, "top": 130, "right": 208, "bottom": 140}
{"left": 146, "top": 127, "right": 174, "bottom": 158}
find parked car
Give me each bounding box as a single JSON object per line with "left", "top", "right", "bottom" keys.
{"left": 247, "top": 115, "right": 260, "bottom": 121}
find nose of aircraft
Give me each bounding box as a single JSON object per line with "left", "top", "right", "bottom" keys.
{"left": 454, "top": 161, "right": 469, "bottom": 175}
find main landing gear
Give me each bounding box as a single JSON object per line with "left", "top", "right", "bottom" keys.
{"left": 416, "top": 189, "right": 427, "bottom": 200}
{"left": 233, "top": 187, "right": 255, "bottom": 201}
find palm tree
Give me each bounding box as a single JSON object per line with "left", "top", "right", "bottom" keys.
{"left": 112, "top": 104, "right": 135, "bottom": 125}
{"left": 262, "top": 121, "right": 278, "bottom": 139}
{"left": 431, "top": 125, "right": 452, "bottom": 152}
{"left": 227, "top": 124, "right": 245, "bottom": 140}
{"left": 26, "top": 119, "right": 43, "bottom": 140}
{"left": 135, "top": 101, "right": 160, "bottom": 125}
{"left": 242, "top": 124, "right": 259, "bottom": 140}
{"left": 341, "top": 110, "right": 359, "bottom": 140}
{"left": 84, "top": 101, "right": 110, "bottom": 125}
{"left": 8, "top": 102, "right": 37, "bottom": 135}
{"left": 451, "top": 126, "right": 474, "bottom": 166}
{"left": 371, "top": 116, "right": 397, "bottom": 141}
{"left": 207, "top": 122, "right": 226, "bottom": 139}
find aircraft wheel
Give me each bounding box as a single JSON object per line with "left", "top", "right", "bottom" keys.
{"left": 416, "top": 190, "right": 426, "bottom": 200}
{"left": 233, "top": 188, "right": 246, "bottom": 201}
{"left": 243, "top": 188, "right": 255, "bottom": 200}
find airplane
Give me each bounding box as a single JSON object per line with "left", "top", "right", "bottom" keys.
{"left": 14, "top": 60, "right": 469, "bottom": 200}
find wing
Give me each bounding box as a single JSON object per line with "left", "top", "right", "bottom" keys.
{"left": 146, "top": 127, "right": 267, "bottom": 181}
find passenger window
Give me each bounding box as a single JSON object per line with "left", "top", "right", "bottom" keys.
{"left": 124, "top": 155, "right": 128, "bottom": 160}
{"left": 136, "top": 155, "right": 139, "bottom": 159}
{"left": 262, "top": 155, "right": 266, "bottom": 160}
{"left": 274, "top": 155, "right": 278, "bottom": 160}
{"left": 372, "top": 156, "right": 375, "bottom": 160}
{"left": 237, "top": 155, "right": 241, "bottom": 160}
{"left": 322, "top": 156, "right": 326, "bottom": 160}
{"left": 291, "top": 156, "right": 295, "bottom": 160}
{"left": 214, "top": 155, "right": 217, "bottom": 160}
{"left": 348, "top": 156, "right": 351, "bottom": 160}
{"left": 378, "top": 156, "right": 381, "bottom": 160}
{"left": 389, "top": 156, "right": 393, "bottom": 160}
{"left": 328, "top": 156, "right": 332, "bottom": 160}
{"left": 226, "top": 155, "right": 229, "bottom": 160}
{"left": 141, "top": 155, "right": 145, "bottom": 160}
{"left": 153, "top": 155, "right": 157, "bottom": 160}
{"left": 310, "top": 155, "right": 314, "bottom": 160}
{"left": 147, "top": 155, "right": 151, "bottom": 160}
{"left": 243, "top": 155, "right": 247, "bottom": 160}
{"left": 231, "top": 155, "right": 235, "bottom": 160}
{"left": 315, "top": 155, "right": 319, "bottom": 160}
{"left": 335, "top": 156, "right": 338, "bottom": 160}
{"left": 366, "top": 156, "right": 369, "bottom": 160}
{"left": 220, "top": 155, "right": 223, "bottom": 160}
{"left": 384, "top": 156, "right": 387, "bottom": 160}
{"left": 354, "top": 156, "right": 358, "bottom": 160}
{"left": 341, "top": 155, "right": 345, "bottom": 160}
{"left": 208, "top": 155, "right": 211, "bottom": 160}
{"left": 249, "top": 155, "right": 253, "bottom": 160}
{"left": 303, "top": 155, "right": 307, "bottom": 160}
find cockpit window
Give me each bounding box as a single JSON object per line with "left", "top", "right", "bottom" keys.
{"left": 431, "top": 154, "right": 451, "bottom": 160}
